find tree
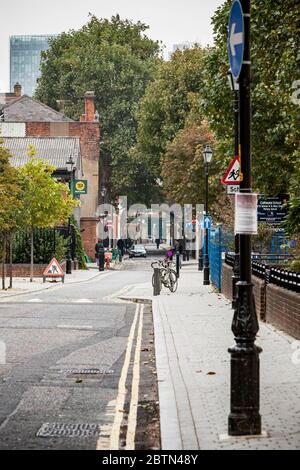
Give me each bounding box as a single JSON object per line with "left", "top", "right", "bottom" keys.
{"left": 0, "top": 141, "right": 23, "bottom": 289}
{"left": 134, "top": 47, "right": 207, "bottom": 184}
{"left": 19, "top": 158, "right": 77, "bottom": 281}
{"left": 200, "top": 0, "right": 300, "bottom": 196}
{"left": 35, "top": 15, "right": 161, "bottom": 204}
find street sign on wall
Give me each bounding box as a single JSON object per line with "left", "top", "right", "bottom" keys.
{"left": 228, "top": 0, "right": 244, "bottom": 79}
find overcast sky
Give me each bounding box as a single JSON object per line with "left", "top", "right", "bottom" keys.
{"left": 0, "top": 0, "right": 224, "bottom": 92}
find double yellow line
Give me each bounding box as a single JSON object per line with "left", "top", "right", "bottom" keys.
{"left": 97, "top": 303, "right": 144, "bottom": 450}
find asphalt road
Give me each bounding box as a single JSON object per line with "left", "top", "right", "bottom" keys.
{"left": 0, "top": 256, "right": 159, "bottom": 450}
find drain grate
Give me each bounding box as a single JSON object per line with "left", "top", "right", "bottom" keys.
{"left": 36, "top": 423, "right": 99, "bottom": 438}
{"left": 60, "top": 368, "right": 114, "bottom": 375}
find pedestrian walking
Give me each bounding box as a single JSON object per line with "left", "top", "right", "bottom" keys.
{"left": 155, "top": 238, "right": 160, "bottom": 249}
{"left": 117, "top": 238, "right": 125, "bottom": 258}
{"left": 95, "top": 239, "right": 104, "bottom": 266}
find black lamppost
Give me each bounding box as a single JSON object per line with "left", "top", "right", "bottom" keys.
{"left": 66, "top": 155, "right": 75, "bottom": 275}
{"left": 100, "top": 184, "right": 107, "bottom": 203}
{"left": 228, "top": 0, "right": 261, "bottom": 436}
{"left": 203, "top": 144, "right": 213, "bottom": 286}
{"left": 227, "top": 70, "right": 240, "bottom": 309}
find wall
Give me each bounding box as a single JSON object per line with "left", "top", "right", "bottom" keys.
{"left": 222, "top": 262, "right": 300, "bottom": 339}
{"left": 80, "top": 218, "right": 98, "bottom": 261}
{"left": 5, "top": 261, "right": 66, "bottom": 278}
{"left": 26, "top": 121, "right": 100, "bottom": 259}
{"left": 266, "top": 284, "right": 300, "bottom": 339}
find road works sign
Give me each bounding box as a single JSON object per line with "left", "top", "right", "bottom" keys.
{"left": 221, "top": 156, "right": 241, "bottom": 185}
{"left": 228, "top": 0, "right": 244, "bottom": 79}
{"left": 43, "top": 258, "right": 65, "bottom": 283}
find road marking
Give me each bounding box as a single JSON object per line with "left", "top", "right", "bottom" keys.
{"left": 57, "top": 324, "right": 94, "bottom": 330}
{"left": 126, "top": 303, "right": 144, "bottom": 450}
{"left": 28, "top": 298, "right": 43, "bottom": 303}
{"left": 73, "top": 299, "right": 93, "bottom": 303}
{"left": 96, "top": 303, "right": 140, "bottom": 450}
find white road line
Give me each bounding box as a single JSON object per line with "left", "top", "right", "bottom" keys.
{"left": 73, "top": 299, "right": 93, "bottom": 303}
{"left": 27, "top": 298, "right": 43, "bottom": 303}
{"left": 96, "top": 303, "right": 140, "bottom": 451}
{"left": 57, "top": 324, "right": 94, "bottom": 330}
{"left": 126, "top": 303, "right": 144, "bottom": 450}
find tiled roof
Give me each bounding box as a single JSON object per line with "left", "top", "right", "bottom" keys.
{"left": 0, "top": 95, "right": 73, "bottom": 122}
{"left": 2, "top": 137, "right": 80, "bottom": 170}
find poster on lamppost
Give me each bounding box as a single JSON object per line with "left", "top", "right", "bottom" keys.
{"left": 235, "top": 193, "right": 258, "bottom": 235}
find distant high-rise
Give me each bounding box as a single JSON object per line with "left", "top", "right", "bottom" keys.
{"left": 168, "top": 42, "right": 195, "bottom": 60}
{"left": 10, "top": 35, "right": 57, "bottom": 97}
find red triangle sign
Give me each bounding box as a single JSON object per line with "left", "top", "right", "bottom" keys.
{"left": 221, "top": 156, "right": 240, "bottom": 185}
{"left": 43, "top": 258, "right": 64, "bottom": 277}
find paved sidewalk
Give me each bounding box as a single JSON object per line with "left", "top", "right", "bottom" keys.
{"left": 0, "top": 268, "right": 111, "bottom": 299}
{"left": 121, "top": 264, "right": 300, "bottom": 450}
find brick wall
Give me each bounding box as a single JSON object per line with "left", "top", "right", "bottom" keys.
{"left": 80, "top": 218, "right": 98, "bottom": 261}
{"left": 222, "top": 262, "right": 300, "bottom": 338}
{"left": 221, "top": 263, "right": 266, "bottom": 320}
{"left": 5, "top": 261, "right": 66, "bottom": 278}
{"left": 252, "top": 276, "right": 266, "bottom": 321}
{"left": 26, "top": 122, "right": 50, "bottom": 136}
{"left": 26, "top": 121, "right": 100, "bottom": 257}
{"left": 266, "top": 284, "right": 300, "bottom": 339}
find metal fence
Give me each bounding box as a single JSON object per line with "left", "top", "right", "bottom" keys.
{"left": 268, "top": 267, "right": 300, "bottom": 293}
{"left": 225, "top": 255, "right": 299, "bottom": 293}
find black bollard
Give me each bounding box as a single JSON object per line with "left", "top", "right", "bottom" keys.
{"left": 153, "top": 267, "right": 161, "bottom": 296}
{"left": 176, "top": 252, "right": 180, "bottom": 278}
{"left": 98, "top": 248, "right": 105, "bottom": 271}
{"left": 198, "top": 249, "right": 203, "bottom": 271}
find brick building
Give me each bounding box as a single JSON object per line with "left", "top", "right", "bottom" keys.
{"left": 0, "top": 84, "right": 100, "bottom": 259}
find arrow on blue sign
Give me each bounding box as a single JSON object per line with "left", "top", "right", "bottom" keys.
{"left": 228, "top": 0, "right": 244, "bottom": 79}
{"left": 229, "top": 22, "right": 243, "bottom": 57}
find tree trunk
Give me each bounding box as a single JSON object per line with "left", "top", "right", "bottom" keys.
{"left": 2, "top": 234, "right": 6, "bottom": 290}
{"left": 9, "top": 232, "right": 13, "bottom": 289}
{"left": 30, "top": 227, "right": 34, "bottom": 282}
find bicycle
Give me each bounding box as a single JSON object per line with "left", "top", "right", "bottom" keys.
{"left": 151, "top": 260, "right": 178, "bottom": 293}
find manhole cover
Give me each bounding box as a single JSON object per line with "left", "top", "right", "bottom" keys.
{"left": 60, "top": 368, "right": 114, "bottom": 375}
{"left": 36, "top": 423, "right": 99, "bottom": 438}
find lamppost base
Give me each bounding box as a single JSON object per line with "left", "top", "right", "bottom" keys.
{"left": 228, "top": 411, "right": 262, "bottom": 437}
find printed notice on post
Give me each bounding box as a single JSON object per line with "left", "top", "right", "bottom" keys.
{"left": 235, "top": 193, "right": 258, "bottom": 235}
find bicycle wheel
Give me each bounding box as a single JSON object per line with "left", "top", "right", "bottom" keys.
{"left": 168, "top": 269, "right": 178, "bottom": 293}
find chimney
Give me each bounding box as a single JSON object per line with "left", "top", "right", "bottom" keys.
{"left": 84, "top": 91, "right": 96, "bottom": 122}
{"left": 14, "top": 82, "right": 22, "bottom": 97}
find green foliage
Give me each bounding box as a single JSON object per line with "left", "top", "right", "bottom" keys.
{"left": 35, "top": 15, "right": 161, "bottom": 204}
{"left": 12, "top": 228, "right": 68, "bottom": 264}
{"left": 253, "top": 223, "right": 274, "bottom": 253}
{"left": 70, "top": 216, "right": 87, "bottom": 269}
{"left": 19, "top": 158, "right": 77, "bottom": 229}
{"left": 161, "top": 121, "right": 216, "bottom": 205}
{"left": 135, "top": 47, "right": 207, "bottom": 181}
{"left": 0, "top": 141, "right": 23, "bottom": 235}
{"left": 200, "top": 0, "right": 300, "bottom": 197}
{"left": 284, "top": 160, "right": 300, "bottom": 236}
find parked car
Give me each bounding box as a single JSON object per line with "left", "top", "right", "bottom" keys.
{"left": 128, "top": 244, "right": 147, "bottom": 258}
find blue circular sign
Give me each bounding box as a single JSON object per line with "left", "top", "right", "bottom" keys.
{"left": 228, "top": 0, "right": 244, "bottom": 79}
